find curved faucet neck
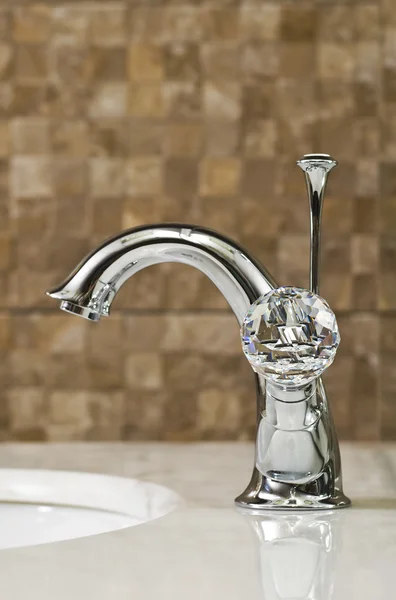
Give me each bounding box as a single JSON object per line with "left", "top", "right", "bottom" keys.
{"left": 47, "top": 224, "right": 276, "bottom": 324}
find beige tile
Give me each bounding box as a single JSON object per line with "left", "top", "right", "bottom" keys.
{"left": 126, "top": 157, "right": 162, "bottom": 196}
{"left": 163, "top": 121, "right": 202, "bottom": 157}
{"left": 200, "top": 157, "right": 241, "bottom": 196}
{"left": 201, "top": 42, "right": 240, "bottom": 80}
{"left": 11, "top": 117, "right": 49, "bottom": 154}
{"left": 125, "top": 353, "right": 163, "bottom": 390}
{"left": 15, "top": 44, "right": 47, "bottom": 83}
{"left": 203, "top": 81, "right": 241, "bottom": 120}
{"left": 128, "top": 84, "right": 164, "bottom": 117}
{"left": 318, "top": 44, "right": 355, "bottom": 80}
{"left": 13, "top": 6, "right": 52, "bottom": 43}
{"left": 240, "top": 5, "right": 280, "bottom": 41}
{"left": 91, "top": 6, "right": 126, "bottom": 47}
{"left": 201, "top": 8, "right": 239, "bottom": 41}
{"left": 8, "top": 387, "right": 47, "bottom": 432}
{"left": 89, "top": 157, "right": 125, "bottom": 198}
{"left": 0, "top": 119, "right": 9, "bottom": 157}
{"left": 164, "top": 81, "right": 201, "bottom": 118}
{"left": 88, "top": 83, "right": 127, "bottom": 118}
{"left": 10, "top": 156, "right": 52, "bottom": 198}
{"left": 128, "top": 44, "right": 164, "bottom": 82}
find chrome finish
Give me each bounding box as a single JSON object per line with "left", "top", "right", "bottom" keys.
{"left": 239, "top": 508, "right": 342, "bottom": 600}
{"left": 47, "top": 157, "right": 350, "bottom": 511}
{"left": 297, "top": 154, "right": 337, "bottom": 295}
{"left": 47, "top": 225, "right": 276, "bottom": 324}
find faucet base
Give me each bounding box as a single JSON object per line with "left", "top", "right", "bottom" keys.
{"left": 235, "top": 468, "right": 351, "bottom": 511}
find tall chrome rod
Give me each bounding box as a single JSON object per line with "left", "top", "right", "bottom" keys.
{"left": 297, "top": 154, "right": 337, "bottom": 295}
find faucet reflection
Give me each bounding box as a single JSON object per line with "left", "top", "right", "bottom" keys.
{"left": 239, "top": 509, "right": 341, "bottom": 600}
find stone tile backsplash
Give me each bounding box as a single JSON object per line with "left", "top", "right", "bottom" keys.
{"left": 0, "top": 0, "right": 393, "bottom": 441}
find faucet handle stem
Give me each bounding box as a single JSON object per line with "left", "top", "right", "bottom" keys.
{"left": 297, "top": 154, "right": 337, "bottom": 295}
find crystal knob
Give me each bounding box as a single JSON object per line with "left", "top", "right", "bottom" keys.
{"left": 241, "top": 286, "right": 340, "bottom": 387}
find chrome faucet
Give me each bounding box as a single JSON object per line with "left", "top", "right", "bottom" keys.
{"left": 47, "top": 154, "right": 351, "bottom": 510}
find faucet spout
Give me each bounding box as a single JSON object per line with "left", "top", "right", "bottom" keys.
{"left": 47, "top": 224, "right": 276, "bottom": 325}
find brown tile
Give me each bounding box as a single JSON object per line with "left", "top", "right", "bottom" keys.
{"left": 200, "top": 157, "right": 241, "bottom": 196}
{"left": 128, "top": 84, "right": 164, "bottom": 117}
{"left": 240, "top": 4, "right": 280, "bottom": 41}
{"left": 351, "top": 235, "right": 379, "bottom": 275}
{"left": 204, "top": 119, "right": 239, "bottom": 156}
{"left": 354, "top": 82, "right": 378, "bottom": 117}
{"left": 161, "top": 314, "right": 240, "bottom": 355}
{"left": 126, "top": 156, "right": 162, "bottom": 196}
{"left": 52, "top": 120, "right": 89, "bottom": 157}
{"left": 53, "top": 158, "right": 87, "bottom": 198}
{"left": 379, "top": 196, "right": 396, "bottom": 234}
{"left": 163, "top": 121, "right": 203, "bottom": 157}
{"left": 161, "top": 6, "right": 202, "bottom": 43}
{"left": 383, "top": 67, "right": 396, "bottom": 103}
{"left": 165, "top": 43, "right": 200, "bottom": 81}
{"left": 91, "top": 47, "right": 126, "bottom": 81}
{"left": 323, "top": 196, "right": 354, "bottom": 236}
{"left": 125, "top": 353, "right": 163, "bottom": 391}
{"left": 354, "top": 196, "right": 377, "bottom": 233}
{"left": 0, "top": 9, "right": 10, "bottom": 43}
{"left": 0, "top": 43, "right": 13, "bottom": 80}
{"left": 201, "top": 42, "right": 239, "bottom": 80}
{"left": 353, "top": 274, "right": 378, "bottom": 311}
{"left": 197, "top": 196, "right": 238, "bottom": 238}
{"left": 317, "top": 44, "right": 355, "bottom": 80}
{"left": 381, "top": 391, "right": 396, "bottom": 440}
{"left": 280, "top": 5, "right": 317, "bottom": 42}
{"left": 317, "top": 81, "right": 354, "bottom": 120}
{"left": 279, "top": 43, "right": 315, "bottom": 78}
{"left": 164, "top": 81, "right": 201, "bottom": 118}
{"left": 89, "top": 157, "right": 125, "bottom": 198}
{"left": 323, "top": 357, "right": 353, "bottom": 440}
{"left": 128, "top": 44, "right": 164, "bottom": 82}
{"left": 91, "top": 6, "right": 126, "bottom": 47}
{"left": 11, "top": 117, "right": 50, "bottom": 154}
{"left": 241, "top": 159, "right": 275, "bottom": 199}
{"left": 92, "top": 197, "right": 123, "bottom": 237}
{"left": 351, "top": 356, "right": 379, "bottom": 440}
{"left": 0, "top": 119, "right": 9, "bottom": 157}
{"left": 356, "top": 159, "right": 378, "bottom": 198}
{"left": 123, "top": 390, "right": 168, "bottom": 441}
{"left": 243, "top": 119, "right": 276, "bottom": 158}
{"left": 164, "top": 157, "right": 198, "bottom": 200}
{"left": 15, "top": 44, "right": 47, "bottom": 82}
{"left": 91, "top": 118, "right": 128, "bottom": 156}
{"left": 325, "top": 277, "right": 353, "bottom": 312}
{"left": 355, "top": 118, "right": 379, "bottom": 157}
{"left": 203, "top": 81, "right": 240, "bottom": 120}
{"left": 380, "top": 161, "right": 396, "bottom": 196}
{"left": 318, "top": 118, "right": 357, "bottom": 159}
{"left": 10, "top": 156, "right": 52, "bottom": 199}
{"left": 242, "top": 80, "right": 275, "bottom": 119}
{"left": 52, "top": 6, "right": 90, "bottom": 45}
{"left": 201, "top": 7, "right": 240, "bottom": 41}
{"left": 7, "top": 387, "right": 47, "bottom": 434}
{"left": 128, "top": 119, "right": 163, "bottom": 156}
{"left": 12, "top": 5, "right": 52, "bottom": 43}
{"left": 355, "top": 5, "right": 380, "bottom": 41}
{"left": 86, "top": 315, "right": 123, "bottom": 389}
{"left": 128, "top": 7, "right": 164, "bottom": 43}
{"left": 317, "top": 6, "right": 354, "bottom": 43}
{"left": 241, "top": 41, "right": 279, "bottom": 78}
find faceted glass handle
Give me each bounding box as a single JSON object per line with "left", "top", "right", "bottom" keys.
{"left": 241, "top": 286, "right": 340, "bottom": 388}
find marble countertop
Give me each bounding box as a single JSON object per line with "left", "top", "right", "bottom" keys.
{"left": 0, "top": 442, "right": 395, "bottom": 599}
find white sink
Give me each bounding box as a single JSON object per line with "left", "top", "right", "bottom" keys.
{"left": 0, "top": 469, "right": 181, "bottom": 550}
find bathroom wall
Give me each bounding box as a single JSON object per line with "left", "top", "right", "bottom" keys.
{"left": 0, "top": 0, "right": 394, "bottom": 441}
